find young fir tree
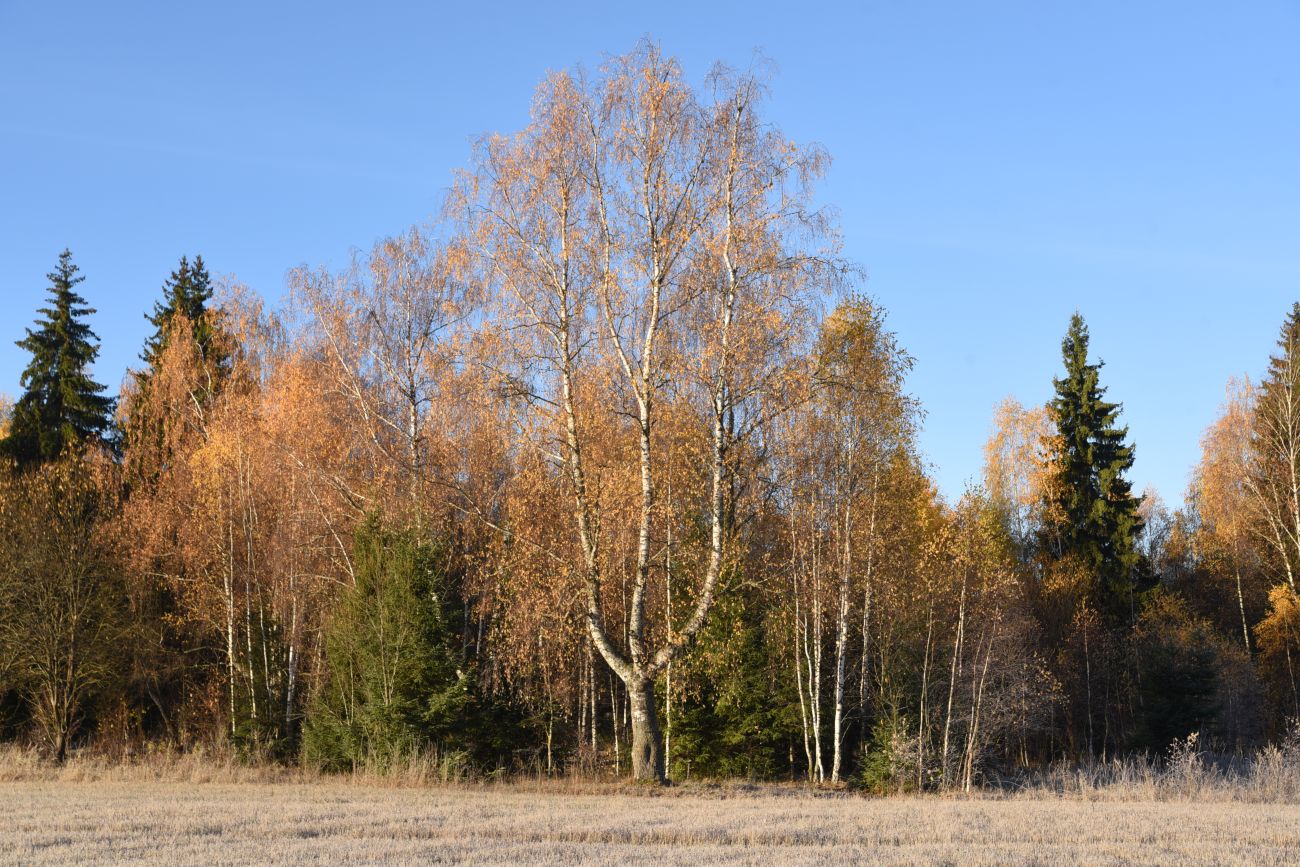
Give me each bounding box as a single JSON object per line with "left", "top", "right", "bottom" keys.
{"left": 1045, "top": 312, "right": 1143, "bottom": 617}
{"left": 141, "top": 254, "right": 218, "bottom": 370}
{"left": 2, "top": 250, "right": 115, "bottom": 466}
{"left": 668, "top": 582, "right": 797, "bottom": 780}
{"left": 303, "top": 518, "right": 476, "bottom": 772}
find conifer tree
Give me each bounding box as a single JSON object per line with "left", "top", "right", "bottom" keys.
{"left": 123, "top": 254, "right": 227, "bottom": 485}
{"left": 141, "top": 254, "right": 217, "bottom": 370}
{"left": 1045, "top": 312, "right": 1142, "bottom": 616}
{"left": 2, "top": 250, "right": 115, "bottom": 465}
{"left": 1245, "top": 302, "right": 1300, "bottom": 588}
{"left": 303, "top": 518, "right": 478, "bottom": 771}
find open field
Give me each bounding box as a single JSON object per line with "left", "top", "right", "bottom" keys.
{"left": 3, "top": 780, "right": 1300, "bottom": 866}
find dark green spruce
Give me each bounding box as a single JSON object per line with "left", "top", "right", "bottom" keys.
{"left": 1045, "top": 312, "right": 1143, "bottom": 617}
{"left": 2, "top": 249, "right": 115, "bottom": 465}
{"left": 141, "top": 254, "right": 218, "bottom": 371}
{"left": 303, "top": 517, "right": 528, "bottom": 772}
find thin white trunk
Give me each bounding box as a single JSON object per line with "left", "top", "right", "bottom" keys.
{"left": 941, "top": 566, "right": 968, "bottom": 788}
{"left": 1235, "top": 565, "right": 1251, "bottom": 653}
{"left": 858, "top": 465, "right": 879, "bottom": 748}
{"left": 963, "top": 629, "right": 994, "bottom": 792}
{"left": 831, "top": 501, "right": 851, "bottom": 783}
{"left": 610, "top": 674, "right": 620, "bottom": 775}
{"left": 225, "top": 522, "right": 236, "bottom": 740}
{"left": 917, "top": 599, "right": 934, "bottom": 790}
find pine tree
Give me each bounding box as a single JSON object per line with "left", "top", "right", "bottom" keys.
{"left": 141, "top": 254, "right": 217, "bottom": 370}
{"left": 1045, "top": 312, "right": 1142, "bottom": 616}
{"left": 2, "top": 249, "right": 115, "bottom": 465}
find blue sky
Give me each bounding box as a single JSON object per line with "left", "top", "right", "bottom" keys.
{"left": 2, "top": 1, "right": 1297, "bottom": 504}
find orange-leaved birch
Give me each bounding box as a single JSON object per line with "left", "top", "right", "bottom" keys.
{"left": 288, "top": 228, "right": 475, "bottom": 527}
{"left": 814, "top": 298, "right": 916, "bottom": 783}
{"left": 1193, "top": 378, "right": 1264, "bottom": 652}
{"left": 460, "top": 42, "right": 833, "bottom": 781}
{"left": 0, "top": 394, "right": 12, "bottom": 440}
{"left": 982, "top": 396, "right": 1055, "bottom": 553}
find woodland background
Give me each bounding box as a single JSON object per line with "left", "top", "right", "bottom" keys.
{"left": 1, "top": 43, "right": 1298, "bottom": 789}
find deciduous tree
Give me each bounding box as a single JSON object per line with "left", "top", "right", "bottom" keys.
{"left": 463, "top": 43, "right": 833, "bottom": 781}
{"left": 0, "top": 455, "right": 127, "bottom": 761}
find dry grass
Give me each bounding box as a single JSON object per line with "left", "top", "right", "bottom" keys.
{"left": 3, "top": 744, "right": 1300, "bottom": 864}
{"left": 8, "top": 728, "right": 1300, "bottom": 801}
{"left": 1, "top": 778, "right": 1298, "bottom": 865}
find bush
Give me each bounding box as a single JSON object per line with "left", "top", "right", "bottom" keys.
{"left": 854, "top": 713, "right": 917, "bottom": 794}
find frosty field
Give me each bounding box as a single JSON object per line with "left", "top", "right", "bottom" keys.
{"left": 3, "top": 780, "right": 1299, "bottom": 866}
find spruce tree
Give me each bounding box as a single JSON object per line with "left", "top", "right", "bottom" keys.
{"left": 1045, "top": 312, "right": 1142, "bottom": 616}
{"left": 2, "top": 249, "right": 115, "bottom": 465}
{"left": 1254, "top": 301, "right": 1300, "bottom": 459}
{"left": 303, "top": 519, "right": 478, "bottom": 770}
{"left": 125, "top": 255, "right": 227, "bottom": 485}
{"left": 1246, "top": 302, "right": 1300, "bottom": 583}
{"left": 141, "top": 254, "right": 217, "bottom": 370}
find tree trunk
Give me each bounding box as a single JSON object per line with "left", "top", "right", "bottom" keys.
{"left": 225, "top": 522, "right": 237, "bottom": 740}
{"left": 628, "top": 676, "right": 664, "bottom": 782}
{"left": 963, "top": 630, "right": 994, "bottom": 792}
{"left": 794, "top": 566, "right": 814, "bottom": 780}
{"left": 941, "top": 568, "right": 968, "bottom": 788}
{"left": 609, "top": 674, "right": 620, "bottom": 775}
{"left": 1234, "top": 565, "right": 1251, "bottom": 654}
{"left": 1083, "top": 618, "right": 1094, "bottom": 758}
{"left": 831, "top": 504, "right": 851, "bottom": 784}
{"left": 589, "top": 645, "right": 598, "bottom": 751}
{"left": 858, "top": 468, "right": 879, "bottom": 755}
{"left": 917, "top": 600, "right": 934, "bottom": 790}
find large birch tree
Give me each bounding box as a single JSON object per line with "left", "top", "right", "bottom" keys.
{"left": 463, "top": 42, "right": 833, "bottom": 781}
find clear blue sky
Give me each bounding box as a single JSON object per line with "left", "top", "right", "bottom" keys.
{"left": 2, "top": 1, "right": 1297, "bottom": 505}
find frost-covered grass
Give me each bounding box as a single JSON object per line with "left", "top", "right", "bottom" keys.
{"left": 2, "top": 778, "right": 1300, "bottom": 865}
{"left": 3, "top": 737, "right": 1300, "bottom": 865}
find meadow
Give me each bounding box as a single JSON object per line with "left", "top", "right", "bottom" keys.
{"left": 3, "top": 750, "right": 1300, "bottom": 866}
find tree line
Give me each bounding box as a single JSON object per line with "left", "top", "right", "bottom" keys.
{"left": 0, "top": 43, "right": 1296, "bottom": 787}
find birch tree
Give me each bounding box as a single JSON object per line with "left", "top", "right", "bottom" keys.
{"left": 983, "top": 397, "right": 1055, "bottom": 554}
{"left": 289, "top": 228, "right": 474, "bottom": 522}
{"left": 463, "top": 42, "right": 832, "bottom": 781}
{"left": 1191, "top": 380, "right": 1262, "bottom": 652}
{"left": 808, "top": 297, "right": 916, "bottom": 782}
